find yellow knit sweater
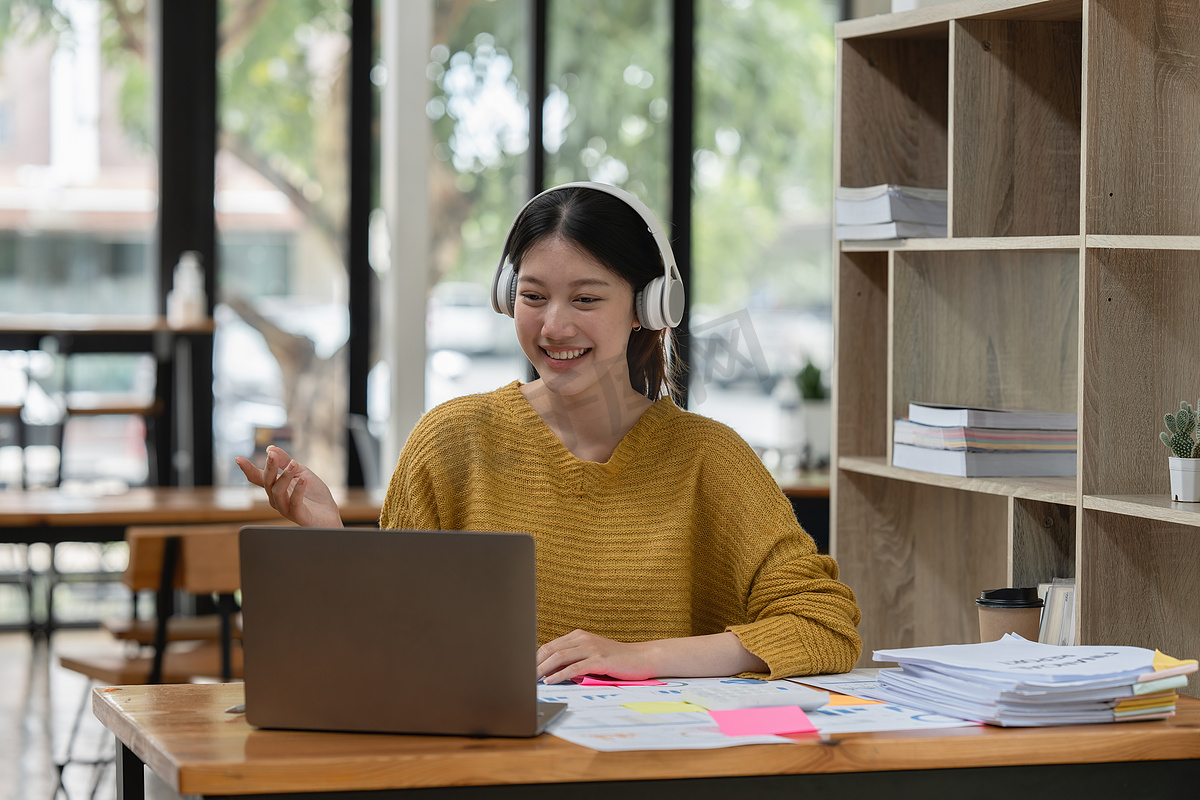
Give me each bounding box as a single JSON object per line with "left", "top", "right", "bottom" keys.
{"left": 380, "top": 382, "right": 861, "bottom": 678}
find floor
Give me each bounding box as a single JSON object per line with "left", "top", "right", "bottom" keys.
{"left": 0, "top": 630, "right": 183, "bottom": 800}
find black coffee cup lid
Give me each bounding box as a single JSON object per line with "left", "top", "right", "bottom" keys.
{"left": 976, "top": 587, "right": 1043, "bottom": 608}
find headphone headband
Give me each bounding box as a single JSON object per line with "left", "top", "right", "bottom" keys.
{"left": 489, "top": 181, "right": 685, "bottom": 330}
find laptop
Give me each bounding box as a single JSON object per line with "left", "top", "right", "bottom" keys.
{"left": 237, "top": 526, "right": 566, "bottom": 737}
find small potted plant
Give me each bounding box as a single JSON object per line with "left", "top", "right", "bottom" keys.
{"left": 1160, "top": 399, "right": 1200, "bottom": 502}
{"left": 796, "top": 360, "right": 831, "bottom": 468}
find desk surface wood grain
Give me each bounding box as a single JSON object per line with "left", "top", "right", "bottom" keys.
{"left": 94, "top": 683, "right": 1200, "bottom": 797}
{"left": 0, "top": 486, "right": 382, "bottom": 528}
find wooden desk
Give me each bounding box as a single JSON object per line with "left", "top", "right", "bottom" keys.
{"left": 775, "top": 468, "right": 831, "bottom": 499}
{"left": 0, "top": 486, "right": 383, "bottom": 544}
{"left": 96, "top": 683, "right": 1200, "bottom": 799}
{"left": 0, "top": 486, "right": 381, "bottom": 632}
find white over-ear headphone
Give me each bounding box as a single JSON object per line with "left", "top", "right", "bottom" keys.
{"left": 489, "top": 181, "right": 685, "bottom": 330}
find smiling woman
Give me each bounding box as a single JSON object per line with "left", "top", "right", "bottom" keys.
{"left": 514, "top": 238, "right": 648, "bottom": 463}
{"left": 495, "top": 183, "right": 685, "bottom": 404}
{"left": 238, "top": 182, "right": 862, "bottom": 685}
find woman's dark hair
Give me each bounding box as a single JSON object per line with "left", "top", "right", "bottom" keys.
{"left": 506, "top": 186, "right": 682, "bottom": 402}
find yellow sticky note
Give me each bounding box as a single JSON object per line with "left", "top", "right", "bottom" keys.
{"left": 1153, "top": 650, "right": 1198, "bottom": 671}
{"left": 826, "top": 692, "right": 882, "bottom": 706}
{"left": 622, "top": 701, "right": 706, "bottom": 714}
{"left": 1115, "top": 693, "right": 1177, "bottom": 713}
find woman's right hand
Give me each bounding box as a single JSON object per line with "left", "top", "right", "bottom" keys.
{"left": 235, "top": 445, "right": 343, "bottom": 528}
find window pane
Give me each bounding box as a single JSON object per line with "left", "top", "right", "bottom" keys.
{"left": 423, "top": 0, "right": 529, "bottom": 408}
{"left": 0, "top": 0, "right": 157, "bottom": 315}
{"left": 214, "top": 0, "right": 352, "bottom": 486}
{"left": 0, "top": 0, "right": 158, "bottom": 489}
{"left": 545, "top": 1, "right": 671, "bottom": 211}
{"left": 691, "top": 0, "right": 836, "bottom": 472}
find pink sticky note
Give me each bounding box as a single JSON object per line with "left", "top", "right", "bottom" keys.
{"left": 573, "top": 676, "right": 667, "bottom": 686}
{"left": 709, "top": 706, "right": 817, "bottom": 737}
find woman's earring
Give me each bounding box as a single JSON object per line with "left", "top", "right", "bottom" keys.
{"left": 632, "top": 324, "right": 642, "bottom": 332}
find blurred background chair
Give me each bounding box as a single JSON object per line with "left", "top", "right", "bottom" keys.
{"left": 54, "top": 521, "right": 256, "bottom": 797}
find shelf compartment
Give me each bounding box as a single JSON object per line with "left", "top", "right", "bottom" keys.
{"left": 835, "top": 470, "right": 1010, "bottom": 656}
{"left": 838, "top": 32, "right": 948, "bottom": 193}
{"left": 1085, "top": 1, "right": 1200, "bottom": 236}
{"left": 839, "top": 455, "right": 1077, "bottom": 505}
{"left": 891, "top": 249, "right": 1078, "bottom": 428}
{"left": 1012, "top": 497, "right": 1075, "bottom": 587}
{"left": 1080, "top": 508, "right": 1200, "bottom": 697}
{"left": 834, "top": 252, "right": 889, "bottom": 461}
{"left": 950, "top": 18, "right": 1081, "bottom": 237}
{"left": 1081, "top": 248, "right": 1200, "bottom": 496}
{"left": 836, "top": 462, "right": 1077, "bottom": 662}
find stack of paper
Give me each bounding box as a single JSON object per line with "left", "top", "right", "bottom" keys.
{"left": 866, "top": 635, "right": 1197, "bottom": 727}
{"left": 892, "top": 402, "right": 1078, "bottom": 477}
{"left": 835, "top": 184, "right": 947, "bottom": 240}
{"left": 894, "top": 419, "right": 1077, "bottom": 452}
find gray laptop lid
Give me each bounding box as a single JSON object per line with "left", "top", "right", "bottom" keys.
{"left": 238, "top": 526, "right": 564, "bottom": 737}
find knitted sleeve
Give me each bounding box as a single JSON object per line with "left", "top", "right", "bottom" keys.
{"left": 690, "top": 421, "right": 862, "bottom": 679}
{"left": 726, "top": 537, "right": 863, "bottom": 679}
{"left": 378, "top": 403, "right": 457, "bottom": 531}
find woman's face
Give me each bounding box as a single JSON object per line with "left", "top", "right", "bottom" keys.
{"left": 514, "top": 237, "right": 639, "bottom": 401}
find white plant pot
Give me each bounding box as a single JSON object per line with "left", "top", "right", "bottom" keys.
{"left": 801, "top": 400, "right": 832, "bottom": 467}
{"left": 1168, "top": 456, "right": 1200, "bottom": 502}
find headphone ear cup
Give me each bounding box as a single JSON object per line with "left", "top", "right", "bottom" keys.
{"left": 635, "top": 276, "right": 666, "bottom": 331}
{"left": 493, "top": 263, "right": 518, "bottom": 318}
{"left": 662, "top": 275, "right": 685, "bottom": 328}
{"left": 506, "top": 268, "right": 518, "bottom": 317}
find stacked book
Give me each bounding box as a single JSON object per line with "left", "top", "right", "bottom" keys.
{"left": 835, "top": 183, "right": 947, "bottom": 240}
{"left": 892, "top": 402, "right": 1078, "bottom": 477}
{"left": 866, "top": 635, "right": 1197, "bottom": 727}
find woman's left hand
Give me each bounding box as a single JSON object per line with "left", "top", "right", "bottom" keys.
{"left": 536, "top": 629, "right": 769, "bottom": 684}
{"left": 536, "top": 629, "right": 657, "bottom": 685}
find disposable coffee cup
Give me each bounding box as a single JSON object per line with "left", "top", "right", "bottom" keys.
{"left": 976, "top": 587, "right": 1043, "bottom": 643}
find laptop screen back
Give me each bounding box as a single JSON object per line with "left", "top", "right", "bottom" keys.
{"left": 238, "top": 526, "right": 543, "bottom": 737}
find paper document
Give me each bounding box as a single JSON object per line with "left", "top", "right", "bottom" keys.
{"left": 789, "top": 669, "right": 979, "bottom": 734}
{"left": 539, "top": 678, "right": 802, "bottom": 751}
{"left": 539, "top": 673, "right": 978, "bottom": 751}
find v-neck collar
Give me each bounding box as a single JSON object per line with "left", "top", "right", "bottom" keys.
{"left": 500, "top": 381, "right": 676, "bottom": 474}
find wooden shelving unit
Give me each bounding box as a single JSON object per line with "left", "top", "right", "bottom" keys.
{"left": 832, "top": 0, "right": 1200, "bottom": 693}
